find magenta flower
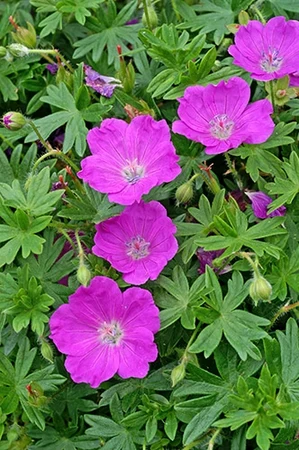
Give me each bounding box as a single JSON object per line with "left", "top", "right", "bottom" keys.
{"left": 228, "top": 17, "right": 299, "bottom": 81}
{"left": 49, "top": 276, "right": 160, "bottom": 387}
{"left": 46, "top": 63, "right": 58, "bottom": 74}
{"left": 245, "top": 191, "right": 286, "bottom": 219}
{"left": 78, "top": 115, "right": 181, "bottom": 205}
{"left": 172, "top": 77, "right": 274, "bottom": 155}
{"left": 93, "top": 201, "right": 178, "bottom": 285}
{"left": 84, "top": 65, "right": 121, "bottom": 97}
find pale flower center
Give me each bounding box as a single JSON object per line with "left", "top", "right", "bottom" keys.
{"left": 260, "top": 48, "right": 283, "bottom": 73}
{"left": 126, "top": 235, "right": 150, "bottom": 260}
{"left": 99, "top": 320, "right": 123, "bottom": 345}
{"left": 122, "top": 158, "right": 145, "bottom": 184}
{"left": 209, "top": 114, "right": 234, "bottom": 140}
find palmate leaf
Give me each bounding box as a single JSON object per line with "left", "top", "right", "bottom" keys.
{"left": 156, "top": 266, "right": 213, "bottom": 330}
{"left": 73, "top": 0, "right": 141, "bottom": 68}
{"left": 189, "top": 269, "right": 270, "bottom": 360}
{"left": 195, "top": 205, "right": 286, "bottom": 259}
{"left": 25, "top": 82, "right": 111, "bottom": 156}
{"left": 19, "top": 229, "right": 75, "bottom": 304}
{"left": 266, "top": 151, "right": 299, "bottom": 213}
{"left": 28, "top": 426, "right": 100, "bottom": 450}
{"left": 30, "top": 0, "right": 104, "bottom": 36}
{"left": 0, "top": 336, "right": 65, "bottom": 428}
{"left": 179, "top": 0, "right": 255, "bottom": 44}
{"left": 275, "top": 318, "right": 299, "bottom": 401}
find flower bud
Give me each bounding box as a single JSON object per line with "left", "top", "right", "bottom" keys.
{"left": 171, "top": 363, "right": 186, "bottom": 387}
{"left": 0, "top": 46, "right": 7, "bottom": 58}
{"left": 41, "top": 341, "right": 54, "bottom": 363}
{"left": 249, "top": 275, "right": 272, "bottom": 304}
{"left": 2, "top": 112, "right": 26, "bottom": 131}
{"left": 175, "top": 181, "right": 193, "bottom": 205}
{"left": 226, "top": 24, "right": 241, "bottom": 34}
{"left": 142, "top": 6, "right": 158, "bottom": 29}
{"left": 77, "top": 263, "right": 92, "bottom": 286}
{"left": 7, "top": 43, "right": 30, "bottom": 57}
{"left": 238, "top": 10, "right": 249, "bottom": 25}
{"left": 12, "top": 22, "right": 36, "bottom": 48}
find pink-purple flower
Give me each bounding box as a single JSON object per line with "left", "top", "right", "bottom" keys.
{"left": 49, "top": 276, "right": 160, "bottom": 387}
{"left": 84, "top": 65, "right": 121, "bottom": 97}
{"left": 93, "top": 201, "right": 178, "bottom": 285}
{"left": 245, "top": 191, "right": 286, "bottom": 219}
{"left": 172, "top": 77, "right": 274, "bottom": 155}
{"left": 46, "top": 63, "right": 58, "bottom": 74}
{"left": 228, "top": 17, "right": 299, "bottom": 81}
{"left": 78, "top": 115, "right": 181, "bottom": 205}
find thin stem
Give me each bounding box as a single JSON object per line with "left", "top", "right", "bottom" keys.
{"left": 238, "top": 252, "right": 259, "bottom": 276}
{"left": 0, "top": 133, "right": 15, "bottom": 150}
{"left": 32, "top": 149, "right": 80, "bottom": 174}
{"left": 32, "top": 150, "right": 58, "bottom": 172}
{"left": 224, "top": 152, "right": 243, "bottom": 190}
{"left": 182, "top": 433, "right": 211, "bottom": 450}
{"left": 55, "top": 51, "right": 74, "bottom": 73}
{"left": 142, "top": 0, "right": 152, "bottom": 29}
{"left": 269, "top": 301, "right": 299, "bottom": 328}
{"left": 208, "top": 428, "right": 221, "bottom": 450}
{"left": 269, "top": 79, "right": 276, "bottom": 115}
{"left": 59, "top": 229, "right": 76, "bottom": 250}
{"left": 251, "top": 5, "right": 266, "bottom": 24}
{"left": 27, "top": 120, "right": 53, "bottom": 153}
{"left": 49, "top": 221, "right": 90, "bottom": 231}
{"left": 185, "top": 322, "right": 201, "bottom": 354}
{"left": 28, "top": 49, "right": 73, "bottom": 73}
{"left": 75, "top": 230, "right": 84, "bottom": 260}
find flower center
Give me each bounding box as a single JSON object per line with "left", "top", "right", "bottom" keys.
{"left": 99, "top": 320, "right": 123, "bottom": 345}
{"left": 122, "top": 159, "right": 145, "bottom": 184}
{"left": 126, "top": 235, "right": 150, "bottom": 260}
{"left": 209, "top": 114, "right": 234, "bottom": 140}
{"left": 260, "top": 48, "right": 283, "bottom": 73}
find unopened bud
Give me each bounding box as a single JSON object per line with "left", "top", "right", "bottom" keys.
{"left": 2, "top": 112, "right": 26, "bottom": 130}
{"left": 41, "top": 341, "right": 54, "bottom": 363}
{"left": 12, "top": 22, "right": 36, "bottom": 48}
{"left": 56, "top": 65, "right": 73, "bottom": 89}
{"left": 249, "top": 275, "right": 272, "bottom": 304}
{"left": 171, "top": 363, "right": 186, "bottom": 387}
{"left": 238, "top": 10, "right": 249, "bottom": 25}
{"left": 142, "top": 6, "right": 158, "bottom": 29}
{"left": 7, "top": 43, "right": 30, "bottom": 57}
{"left": 226, "top": 24, "right": 241, "bottom": 34}
{"left": 0, "top": 46, "right": 6, "bottom": 58}
{"left": 77, "top": 263, "right": 92, "bottom": 286}
{"left": 175, "top": 181, "right": 193, "bottom": 205}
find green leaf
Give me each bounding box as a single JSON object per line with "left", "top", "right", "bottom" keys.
{"left": 266, "top": 151, "right": 299, "bottom": 212}
{"left": 182, "top": 395, "right": 229, "bottom": 445}
{"left": 85, "top": 415, "right": 124, "bottom": 437}
{"left": 74, "top": 1, "right": 140, "bottom": 68}
{"left": 189, "top": 270, "right": 269, "bottom": 360}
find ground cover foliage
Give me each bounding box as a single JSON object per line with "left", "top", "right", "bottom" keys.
{"left": 1, "top": 0, "right": 299, "bottom": 449}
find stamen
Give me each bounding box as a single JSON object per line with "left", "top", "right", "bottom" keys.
{"left": 260, "top": 48, "right": 283, "bottom": 73}
{"left": 122, "top": 159, "right": 145, "bottom": 184}
{"left": 99, "top": 320, "right": 123, "bottom": 345}
{"left": 209, "top": 114, "right": 234, "bottom": 140}
{"left": 126, "top": 235, "right": 150, "bottom": 260}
